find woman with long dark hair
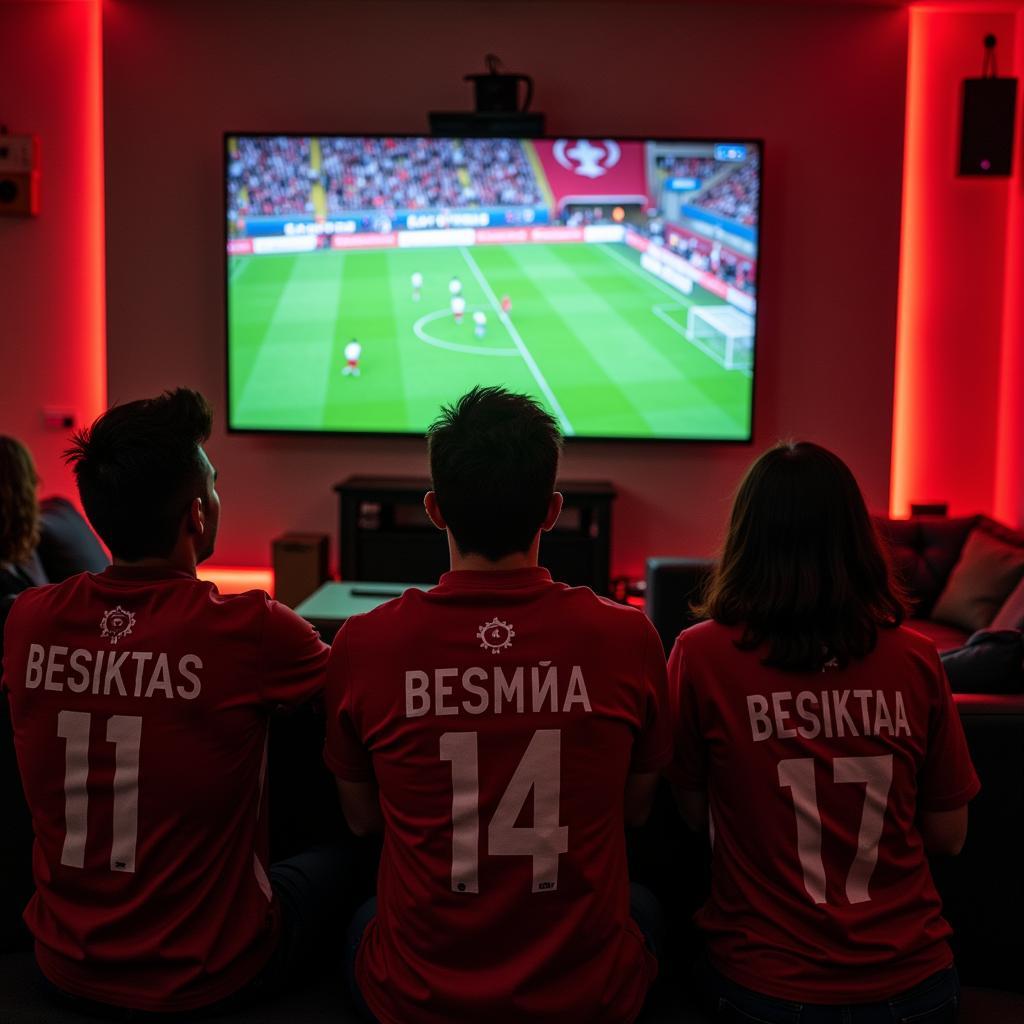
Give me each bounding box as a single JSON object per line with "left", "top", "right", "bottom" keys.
{"left": 0, "top": 436, "right": 45, "bottom": 599}
{"left": 670, "top": 441, "right": 978, "bottom": 1023}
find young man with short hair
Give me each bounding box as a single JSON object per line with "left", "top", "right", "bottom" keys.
{"left": 326, "top": 386, "right": 670, "bottom": 1023}
{"left": 1, "top": 388, "right": 344, "bottom": 1014}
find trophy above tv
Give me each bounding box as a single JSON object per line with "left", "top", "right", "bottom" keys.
{"left": 430, "top": 54, "right": 545, "bottom": 138}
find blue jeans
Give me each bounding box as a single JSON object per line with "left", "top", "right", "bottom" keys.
{"left": 39, "top": 843, "right": 353, "bottom": 1019}
{"left": 702, "top": 962, "right": 960, "bottom": 1024}
{"left": 346, "top": 883, "right": 664, "bottom": 1023}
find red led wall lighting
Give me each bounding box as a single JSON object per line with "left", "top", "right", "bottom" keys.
{"left": 994, "top": 11, "right": 1024, "bottom": 527}
{"left": 84, "top": 0, "right": 107, "bottom": 423}
{"left": 891, "top": 7, "right": 929, "bottom": 520}
{"left": 891, "top": 4, "right": 1022, "bottom": 524}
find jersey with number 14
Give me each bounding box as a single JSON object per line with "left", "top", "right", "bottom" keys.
{"left": 0, "top": 567, "right": 328, "bottom": 1012}
{"left": 325, "top": 567, "right": 670, "bottom": 1024}
{"left": 669, "top": 620, "right": 980, "bottom": 1002}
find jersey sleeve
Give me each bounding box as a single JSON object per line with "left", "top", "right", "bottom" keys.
{"left": 629, "top": 618, "right": 672, "bottom": 774}
{"left": 1, "top": 590, "right": 34, "bottom": 696}
{"left": 0, "top": 593, "right": 22, "bottom": 694}
{"left": 918, "top": 648, "right": 981, "bottom": 812}
{"left": 667, "top": 634, "right": 708, "bottom": 791}
{"left": 323, "top": 623, "right": 375, "bottom": 783}
{"left": 259, "top": 598, "right": 330, "bottom": 706}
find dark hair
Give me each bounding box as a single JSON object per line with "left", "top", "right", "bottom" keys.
{"left": 64, "top": 389, "right": 214, "bottom": 561}
{"left": 695, "top": 440, "right": 909, "bottom": 671}
{"left": 0, "top": 436, "right": 40, "bottom": 564}
{"left": 427, "top": 386, "right": 562, "bottom": 561}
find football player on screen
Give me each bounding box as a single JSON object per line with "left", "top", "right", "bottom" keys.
{"left": 448, "top": 275, "right": 462, "bottom": 298}
{"left": 411, "top": 271, "right": 423, "bottom": 302}
{"left": 473, "top": 310, "right": 487, "bottom": 339}
{"left": 343, "top": 339, "right": 362, "bottom": 377}
{"left": 500, "top": 294, "right": 512, "bottom": 315}
{"left": 325, "top": 387, "right": 669, "bottom": 1024}
{"left": 1, "top": 390, "right": 348, "bottom": 1016}
{"left": 450, "top": 295, "right": 466, "bottom": 325}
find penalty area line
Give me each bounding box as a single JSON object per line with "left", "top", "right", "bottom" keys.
{"left": 598, "top": 242, "right": 694, "bottom": 306}
{"left": 458, "top": 246, "right": 575, "bottom": 436}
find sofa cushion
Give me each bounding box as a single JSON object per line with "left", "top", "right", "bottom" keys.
{"left": 36, "top": 497, "right": 108, "bottom": 583}
{"left": 645, "top": 558, "right": 714, "bottom": 655}
{"left": 941, "top": 630, "right": 1024, "bottom": 694}
{"left": 991, "top": 573, "right": 1024, "bottom": 632}
{"left": 875, "top": 516, "right": 977, "bottom": 616}
{"left": 932, "top": 529, "right": 1024, "bottom": 633}
{"left": 906, "top": 617, "right": 970, "bottom": 653}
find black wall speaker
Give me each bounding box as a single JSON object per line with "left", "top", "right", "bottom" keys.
{"left": 959, "top": 77, "right": 1018, "bottom": 176}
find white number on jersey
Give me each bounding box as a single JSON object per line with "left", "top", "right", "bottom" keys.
{"left": 57, "top": 711, "right": 143, "bottom": 873}
{"left": 440, "top": 729, "right": 569, "bottom": 894}
{"left": 778, "top": 754, "right": 893, "bottom": 905}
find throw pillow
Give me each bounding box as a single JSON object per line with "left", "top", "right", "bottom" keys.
{"left": 991, "top": 572, "right": 1024, "bottom": 632}
{"left": 932, "top": 528, "right": 1024, "bottom": 633}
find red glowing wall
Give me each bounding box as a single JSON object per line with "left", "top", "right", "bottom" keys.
{"left": 892, "top": 5, "right": 1024, "bottom": 524}
{"left": 0, "top": 0, "right": 105, "bottom": 504}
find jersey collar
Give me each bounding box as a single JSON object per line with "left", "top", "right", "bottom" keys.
{"left": 101, "top": 566, "right": 198, "bottom": 583}
{"left": 436, "top": 566, "right": 553, "bottom": 591}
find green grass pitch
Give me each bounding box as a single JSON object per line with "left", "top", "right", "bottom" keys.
{"left": 227, "top": 242, "right": 753, "bottom": 440}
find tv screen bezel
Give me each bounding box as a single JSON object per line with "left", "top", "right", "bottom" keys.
{"left": 223, "top": 131, "right": 763, "bottom": 445}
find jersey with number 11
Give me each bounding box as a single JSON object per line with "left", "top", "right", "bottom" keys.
{"left": 1, "top": 566, "right": 328, "bottom": 1012}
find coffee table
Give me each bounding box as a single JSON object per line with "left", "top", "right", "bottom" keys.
{"left": 295, "top": 581, "right": 428, "bottom": 642}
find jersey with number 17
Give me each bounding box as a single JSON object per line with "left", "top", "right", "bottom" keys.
{"left": 0, "top": 566, "right": 329, "bottom": 1012}
{"left": 669, "top": 620, "right": 980, "bottom": 1002}
{"left": 325, "top": 567, "right": 670, "bottom": 1024}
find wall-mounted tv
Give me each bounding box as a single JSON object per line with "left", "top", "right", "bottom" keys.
{"left": 225, "top": 134, "right": 761, "bottom": 441}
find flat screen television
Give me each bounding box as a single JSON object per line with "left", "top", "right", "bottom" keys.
{"left": 225, "top": 134, "right": 761, "bottom": 441}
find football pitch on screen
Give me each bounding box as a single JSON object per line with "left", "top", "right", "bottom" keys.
{"left": 227, "top": 242, "right": 753, "bottom": 439}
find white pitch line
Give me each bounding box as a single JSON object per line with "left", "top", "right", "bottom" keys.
{"left": 598, "top": 242, "right": 695, "bottom": 305}
{"left": 228, "top": 257, "right": 251, "bottom": 286}
{"left": 599, "top": 243, "right": 753, "bottom": 376}
{"left": 413, "top": 308, "right": 519, "bottom": 356}
{"left": 459, "top": 246, "right": 575, "bottom": 436}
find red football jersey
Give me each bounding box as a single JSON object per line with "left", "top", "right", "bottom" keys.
{"left": 324, "top": 568, "right": 670, "bottom": 1024}
{"left": 669, "top": 621, "right": 980, "bottom": 1002}
{"left": 0, "top": 567, "right": 328, "bottom": 1011}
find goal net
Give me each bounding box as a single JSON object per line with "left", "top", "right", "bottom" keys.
{"left": 685, "top": 304, "right": 754, "bottom": 370}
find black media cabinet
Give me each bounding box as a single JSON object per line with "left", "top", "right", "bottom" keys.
{"left": 335, "top": 476, "right": 615, "bottom": 593}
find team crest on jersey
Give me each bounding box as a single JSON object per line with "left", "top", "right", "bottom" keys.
{"left": 553, "top": 138, "right": 621, "bottom": 179}
{"left": 100, "top": 606, "right": 135, "bottom": 645}
{"left": 477, "top": 618, "right": 514, "bottom": 654}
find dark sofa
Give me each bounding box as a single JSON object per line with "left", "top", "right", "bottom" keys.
{"left": 647, "top": 514, "right": 1024, "bottom": 657}
{"left": 877, "top": 514, "right": 1024, "bottom": 652}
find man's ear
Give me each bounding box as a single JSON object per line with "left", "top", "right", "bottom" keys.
{"left": 541, "top": 491, "right": 563, "bottom": 533}
{"left": 186, "top": 496, "right": 206, "bottom": 538}
{"left": 424, "top": 491, "right": 447, "bottom": 531}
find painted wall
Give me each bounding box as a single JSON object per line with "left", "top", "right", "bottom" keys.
{"left": 0, "top": 0, "right": 105, "bottom": 505}
{"left": 994, "top": 9, "right": 1024, "bottom": 529}
{"left": 102, "top": 0, "right": 909, "bottom": 574}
